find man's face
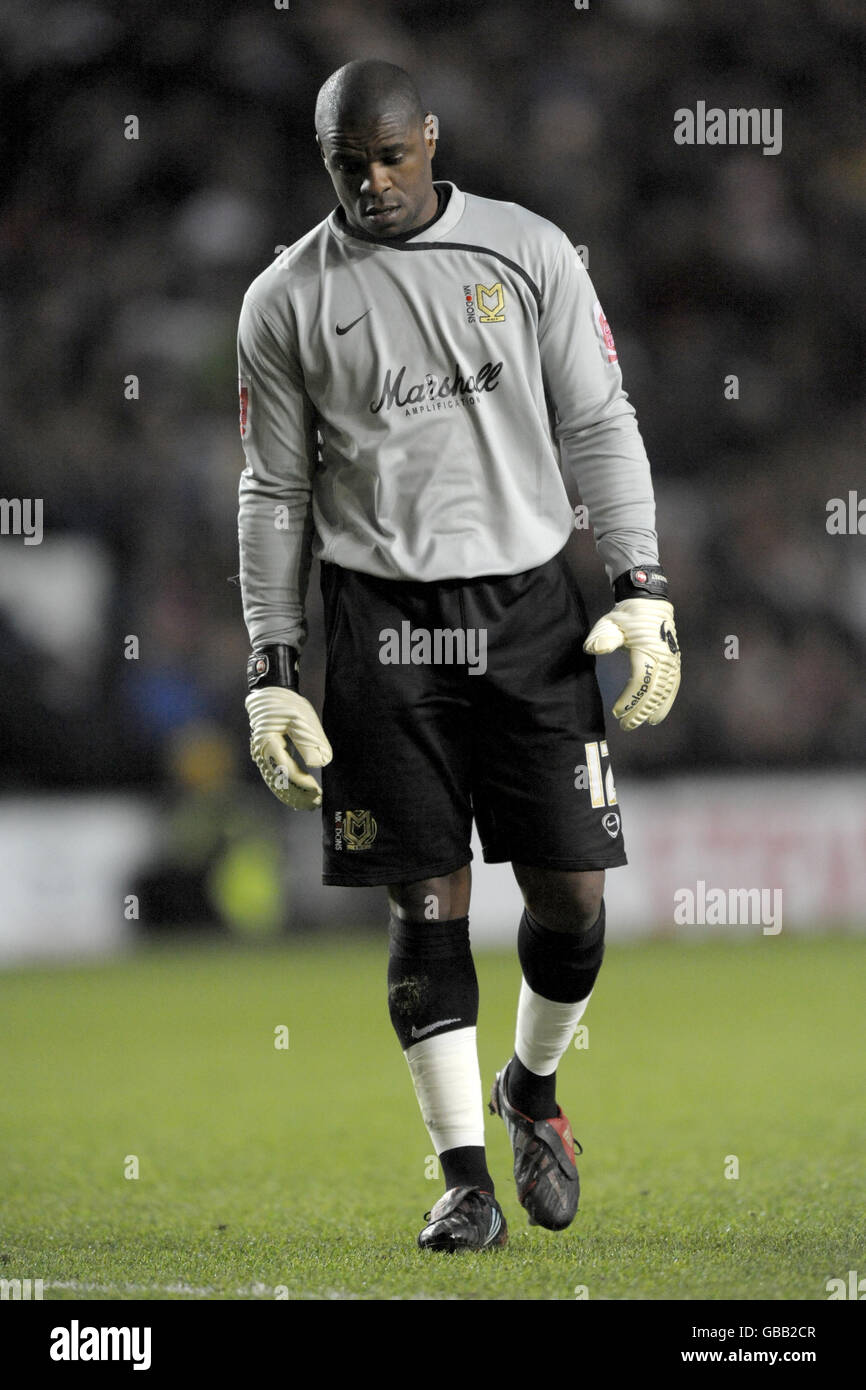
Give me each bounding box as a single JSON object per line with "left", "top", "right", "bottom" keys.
{"left": 318, "top": 110, "right": 437, "bottom": 239}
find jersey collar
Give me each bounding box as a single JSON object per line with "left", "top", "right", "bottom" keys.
{"left": 328, "top": 181, "right": 465, "bottom": 246}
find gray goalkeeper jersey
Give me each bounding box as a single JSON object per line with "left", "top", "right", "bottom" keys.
{"left": 237, "top": 180, "right": 659, "bottom": 650}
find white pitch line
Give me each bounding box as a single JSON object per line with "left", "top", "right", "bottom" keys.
{"left": 43, "top": 1280, "right": 275, "bottom": 1299}
{"left": 42, "top": 1281, "right": 459, "bottom": 1301}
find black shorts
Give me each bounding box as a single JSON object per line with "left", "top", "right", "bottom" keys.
{"left": 319, "top": 550, "right": 627, "bottom": 886}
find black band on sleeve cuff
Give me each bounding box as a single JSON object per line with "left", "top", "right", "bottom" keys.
{"left": 612, "top": 565, "right": 669, "bottom": 601}
{"left": 247, "top": 644, "right": 300, "bottom": 691}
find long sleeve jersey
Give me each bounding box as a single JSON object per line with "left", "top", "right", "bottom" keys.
{"left": 237, "top": 180, "right": 659, "bottom": 651}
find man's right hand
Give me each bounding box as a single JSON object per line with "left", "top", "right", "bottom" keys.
{"left": 245, "top": 686, "right": 332, "bottom": 810}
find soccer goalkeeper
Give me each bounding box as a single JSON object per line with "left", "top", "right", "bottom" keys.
{"left": 237, "top": 59, "right": 680, "bottom": 1252}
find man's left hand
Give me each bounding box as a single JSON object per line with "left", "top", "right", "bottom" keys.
{"left": 583, "top": 598, "right": 681, "bottom": 731}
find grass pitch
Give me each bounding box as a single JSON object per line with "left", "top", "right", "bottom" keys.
{"left": 0, "top": 933, "right": 863, "bottom": 1301}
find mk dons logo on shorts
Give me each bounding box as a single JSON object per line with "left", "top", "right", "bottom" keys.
{"left": 334, "top": 810, "right": 378, "bottom": 851}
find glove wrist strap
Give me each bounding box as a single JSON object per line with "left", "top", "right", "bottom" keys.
{"left": 613, "top": 565, "right": 670, "bottom": 602}
{"left": 247, "top": 644, "right": 300, "bottom": 692}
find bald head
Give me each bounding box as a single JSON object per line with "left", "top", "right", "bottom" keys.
{"left": 315, "top": 60, "right": 438, "bottom": 240}
{"left": 315, "top": 60, "right": 424, "bottom": 142}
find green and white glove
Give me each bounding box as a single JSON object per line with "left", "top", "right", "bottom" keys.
{"left": 245, "top": 646, "right": 332, "bottom": 809}
{"left": 583, "top": 566, "right": 681, "bottom": 732}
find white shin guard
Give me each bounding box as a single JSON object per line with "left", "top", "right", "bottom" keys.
{"left": 403, "top": 1026, "right": 485, "bottom": 1153}
{"left": 514, "top": 978, "right": 592, "bottom": 1078}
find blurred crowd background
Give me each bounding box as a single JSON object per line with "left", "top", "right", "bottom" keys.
{"left": 1, "top": 0, "right": 864, "bottom": 833}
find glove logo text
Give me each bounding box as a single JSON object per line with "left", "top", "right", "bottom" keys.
{"left": 660, "top": 621, "right": 680, "bottom": 655}
{"left": 621, "top": 662, "right": 654, "bottom": 714}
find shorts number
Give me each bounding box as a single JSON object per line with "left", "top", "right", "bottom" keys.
{"left": 583, "top": 740, "right": 617, "bottom": 808}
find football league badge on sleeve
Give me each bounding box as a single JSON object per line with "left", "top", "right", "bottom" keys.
{"left": 592, "top": 300, "right": 618, "bottom": 363}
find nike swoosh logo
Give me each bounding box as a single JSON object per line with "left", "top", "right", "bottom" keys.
{"left": 335, "top": 309, "right": 372, "bottom": 335}
{"left": 410, "top": 1017, "right": 461, "bottom": 1040}
{"left": 485, "top": 1208, "right": 502, "bottom": 1245}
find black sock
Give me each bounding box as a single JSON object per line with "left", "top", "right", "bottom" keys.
{"left": 387, "top": 913, "right": 479, "bottom": 1049}
{"left": 387, "top": 914, "right": 494, "bottom": 1196}
{"left": 517, "top": 901, "right": 606, "bottom": 1003}
{"left": 507, "top": 1055, "right": 558, "bottom": 1121}
{"left": 439, "top": 1145, "right": 494, "bottom": 1194}
{"left": 509, "top": 902, "right": 606, "bottom": 1120}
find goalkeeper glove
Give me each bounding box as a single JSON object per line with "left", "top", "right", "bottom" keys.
{"left": 245, "top": 644, "right": 332, "bottom": 809}
{"left": 583, "top": 565, "right": 681, "bottom": 732}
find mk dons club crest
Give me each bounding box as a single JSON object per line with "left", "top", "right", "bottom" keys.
{"left": 476, "top": 282, "right": 506, "bottom": 322}
{"left": 335, "top": 809, "right": 378, "bottom": 851}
